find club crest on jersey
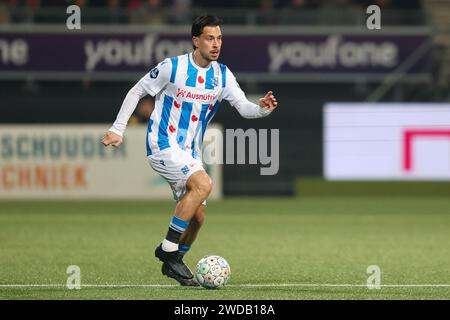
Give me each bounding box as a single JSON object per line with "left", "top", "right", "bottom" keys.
{"left": 149, "top": 67, "right": 159, "bottom": 79}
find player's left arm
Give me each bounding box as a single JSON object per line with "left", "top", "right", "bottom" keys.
{"left": 221, "top": 67, "right": 278, "bottom": 119}
{"left": 258, "top": 90, "right": 278, "bottom": 113}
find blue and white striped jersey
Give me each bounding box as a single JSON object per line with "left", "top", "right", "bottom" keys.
{"left": 109, "top": 51, "right": 270, "bottom": 158}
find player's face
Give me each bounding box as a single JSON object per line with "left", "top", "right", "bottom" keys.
{"left": 194, "top": 26, "right": 222, "bottom": 62}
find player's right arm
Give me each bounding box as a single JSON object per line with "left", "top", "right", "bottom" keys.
{"left": 101, "top": 59, "right": 171, "bottom": 147}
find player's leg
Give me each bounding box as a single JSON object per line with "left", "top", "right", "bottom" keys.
{"left": 160, "top": 205, "right": 205, "bottom": 286}
{"left": 179, "top": 204, "right": 205, "bottom": 256}
{"left": 160, "top": 170, "right": 211, "bottom": 251}
{"left": 156, "top": 170, "right": 212, "bottom": 279}
{"left": 173, "top": 171, "right": 211, "bottom": 222}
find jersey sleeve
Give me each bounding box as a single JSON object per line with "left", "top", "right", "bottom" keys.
{"left": 108, "top": 59, "right": 171, "bottom": 136}
{"left": 219, "top": 66, "right": 246, "bottom": 107}
{"left": 139, "top": 58, "right": 171, "bottom": 96}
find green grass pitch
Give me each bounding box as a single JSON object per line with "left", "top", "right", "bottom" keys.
{"left": 0, "top": 198, "right": 449, "bottom": 299}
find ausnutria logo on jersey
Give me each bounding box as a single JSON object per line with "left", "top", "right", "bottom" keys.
{"left": 176, "top": 88, "right": 218, "bottom": 102}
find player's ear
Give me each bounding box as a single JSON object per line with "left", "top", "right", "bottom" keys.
{"left": 192, "top": 36, "right": 199, "bottom": 49}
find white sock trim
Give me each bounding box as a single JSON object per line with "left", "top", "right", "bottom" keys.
{"left": 161, "top": 239, "right": 179, "bottom": 252}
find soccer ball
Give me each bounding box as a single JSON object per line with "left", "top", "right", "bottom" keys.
{"left": 195, "top": 255, "right": 231, "bottom": 289}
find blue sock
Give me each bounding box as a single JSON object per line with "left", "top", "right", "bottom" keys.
{"left": 162, "top": 216, "right": 189, "bottom": 252}
{"left": 169, "top": 216, "right": 189, "bottom": 235}
{"left": 179, "top": 245, "right": 191, "bottom": 256}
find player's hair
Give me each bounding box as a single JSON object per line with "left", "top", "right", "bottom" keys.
{"left": 191, "top": 15, "right": 222, "bottom": 49}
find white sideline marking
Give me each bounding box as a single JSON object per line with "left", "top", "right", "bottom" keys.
{"left": 0, "top": 283, "right": 449, "bottom": 288}
{"left": 233, "top": 284, "right": 450, "bottom": 288}
{"left": 0, "top": 284, "right": 176, "bottom": 288}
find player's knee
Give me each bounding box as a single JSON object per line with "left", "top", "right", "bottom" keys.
{"left": 198, "top": 180, "right": 213, "bottom": 199}
{"left": 187, "top": 171, "right": 212, "bottom": 201}
{"left": 194, "top": 178, "right": 212, "bottom": 200}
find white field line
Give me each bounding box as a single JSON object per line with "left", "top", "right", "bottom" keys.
{"left": 0, "top": 283, "right": 449, "bottom": 288}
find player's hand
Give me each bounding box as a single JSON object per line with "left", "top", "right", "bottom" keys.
{"left": 101, "top": 131, "right": 123, "bottom": 148}
{"left": 259, "top": 91, "right": 278, "bottom": 112}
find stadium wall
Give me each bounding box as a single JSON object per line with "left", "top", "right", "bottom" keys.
{"left": 0, "top": 25, "right": 438, "bottom": 196}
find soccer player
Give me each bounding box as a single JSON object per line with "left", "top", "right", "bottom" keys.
{"left": 101, "top": 15, "right": 278, "bottom": 286}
